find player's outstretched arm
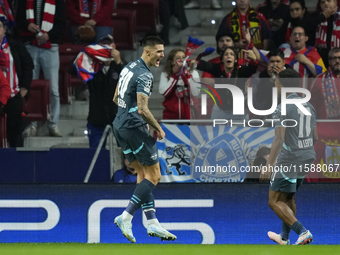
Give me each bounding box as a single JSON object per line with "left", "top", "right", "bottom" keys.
{"left": 137, "top": 93, "right": 165, "bottom": 140}
{"left": 313, "top": 127, "right": 318, "bottom": 145}
{"left": 260, "top": 127, "right": 285, "bottom": 182}
{"left": 113, "top": 85, "right": 119, "bottom": 106}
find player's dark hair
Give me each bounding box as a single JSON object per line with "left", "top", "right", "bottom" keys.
{"left": 255, "top": 146, "right": 271, "bottom": 158}
{"left": 142, "top": 36, "right": 164, "bottom": 48}
{"left": 268, "top": 49, "right": 284, "bottom": 61}
{"left": 277, "top": 69, "right": 301, "bottom": 87}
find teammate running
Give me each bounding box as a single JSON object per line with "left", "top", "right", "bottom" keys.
{"left": 260, "top": 69, "right": 318, "bottom": 245}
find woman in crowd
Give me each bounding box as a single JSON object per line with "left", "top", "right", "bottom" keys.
{"left": 194, "top": 47, "right": 258, "bottom": 120}
{"left": 159, "top": 48, "right": 201, "bottom": 119}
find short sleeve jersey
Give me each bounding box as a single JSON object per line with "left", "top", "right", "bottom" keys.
{"left": 113, "top": 57, "right": 154, "bottom": 130}
{"left": 272, "top": 93, "right": 317, "bottom": 164}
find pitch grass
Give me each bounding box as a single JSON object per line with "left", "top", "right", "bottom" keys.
{"left": 0, "top": 244, "right": 339, "bottom": 255}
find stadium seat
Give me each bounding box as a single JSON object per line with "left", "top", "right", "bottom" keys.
{"left": 59, "top": 44, "right": 85, "bottom": 104}
{"left": 116, "top": 0, "right": 161, "bottom": 33}
{"left": 0, "top": 114, "right": 7, "bottom": 148}
{"left": 23, "top": 79, "right": 50, "bottom": 121}
{"left": 112, "top": 9, "right": 137, "bottom": 50}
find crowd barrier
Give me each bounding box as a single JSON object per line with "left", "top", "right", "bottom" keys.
{"left": 0, "top": 183, "right": 338, "bottom": 244}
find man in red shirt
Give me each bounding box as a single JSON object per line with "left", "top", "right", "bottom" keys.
{"left": 67, "top": 0, "right": 115, "bottom": 43}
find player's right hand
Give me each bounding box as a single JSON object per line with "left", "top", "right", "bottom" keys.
{"left": 157, "top": 129, "right": 166, "bottom": 140}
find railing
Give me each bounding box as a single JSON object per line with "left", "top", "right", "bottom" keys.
{"left": 84, "top": 125, "right": 115, "bottom": 183}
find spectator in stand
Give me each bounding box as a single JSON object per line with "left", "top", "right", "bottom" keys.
{"left": 314, "top": 0, "right": 339, "bottom": 68}
{"left": 113, "top": 157, "right": 137, "bottom": 183}
{"left": 0, "top": 0, "right": 15, "bottom": 32}
{"left": 201, "top": 32, "right": 235, "bottom": 116}
{"left": 310, "top": 47, "right": 340, "bottom": 119}
{"left": 247, "top": 49, "right": 292, "bottom": 119}
{"left": 282, "top": 26, "right": 326, "bottom": 89}
{"left": 67, "top": 0, "right": 115, "bottom": 44}
{"left": 283, "top": 0, "right": 336, "bottom": 49}
{"left": 217, "top": 0, "right": 272, "bottom": 53}
{"left": 16, "top": 0, "right": 66, "bottom": 137}
{"left": 69, "top": 35, "right": 124, "bottom": 148}
{"left": 0, "top": 19, "right": 34, "bottom": 147}
{"left": 193, "top": 46, "right": 258, "bottom": 119}
{"left": 184, "top": 0, "right": 222, "bottom": 10}
{"left": 159, "top": 0, "right": 188, "bottom": 46}
{"left": 0, "top": 66, "right": 11, "bottom": 118}
{"left": 256, "top": 0, "right": 290, "bottom": 47}
{"left": 159, "top": 48, "right": 201, "bottom": 119}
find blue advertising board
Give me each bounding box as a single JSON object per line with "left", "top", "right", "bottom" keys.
{"left": 0, "top": 183, "right": 339, "bottom": 244}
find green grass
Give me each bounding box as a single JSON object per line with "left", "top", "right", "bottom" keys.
{"left": 0, "top": 244, "right": 339, "bottom": 255}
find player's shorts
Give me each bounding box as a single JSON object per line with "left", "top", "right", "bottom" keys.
{"left": 269, "top": 159, "right": 314, "bottom": 193}
{"left": 113, "top": 124, "right": 159, "bottom": 166}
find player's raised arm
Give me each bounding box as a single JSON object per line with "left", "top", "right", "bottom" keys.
{"left": 137, "top": 93, "right": 165, "bottom": 140}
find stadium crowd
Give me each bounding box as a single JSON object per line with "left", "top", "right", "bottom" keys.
{"left": 0, "top": 0, "right": 338, "bottom": 183}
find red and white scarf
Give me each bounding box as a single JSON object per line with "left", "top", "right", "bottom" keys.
{"left": 321, "top": 68, "right": 340, "bottom": 118}
{"left": 315, "top": 9, "right": 340, "bottom": 48}
{"left": 0, "top": 35, "right": 19, "bottom": 96}
{"left": 74, "top": 44, "right": 113, "bottom": 82}
{"left": 79, "top": 0, "right": 101, "bottom": 18}
{"left": 26, "top": 0, "right": 55, "bottom": 49}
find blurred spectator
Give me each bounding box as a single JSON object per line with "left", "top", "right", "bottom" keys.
{"left": 247, "top": 49, "right": 292, "bottom": 119}
{"left": 195, "top": 46, "right": 258, "bottom": 119}
{"left": 113, "top": 158, "right": 137, "bottom": 183}
{"left": 314, "top": 0, "right": 339, "bottom": 68}
{"left": 256, "top": 0, "right": 290, "bottom": 47}
{"left": 217, "top": 0, "right": 272, "bottom": 51}
{"left": 284, "top": 0, "right": 309, "bottom": 45}
{"left": 282, "top": 26, "right": 326, "bottom": 89}
{"left": 0, "top": 19, "right": 34, "bottom": 147}
{"left": 0, "top": 68, "right": 11, "bottom": 117}
{"left": 201, "top": 32, "right": 235, "bottom": 116}
{"left": 159, "top": 0, "right": 188, "bottom": 45}
{"left": 243, "top": 156, "right": 267, "bottom": 182}
{"left": 310, "top": 47, "right": 340, "bottom": 119}
{"left": 69, "top": 35, "right": 124, "bottom": 148}
{"left": 256, "top": 145, "right": 271, "bottom": 159}
{"left": 184, "top": 0, "right": 222, "bottom": 10}
{"left": 244, "top": 146, "right": 270, "bottom": 182}
{"left": 284, "top": 0, "right": 336, "bottom": 49}
{"left": 0, "top": 0, "right": 15, "bottom": 30}
{"left": 67, "top": 0, "right": 114, "bottom": 44}
{"left": 159, "top": 48, "right": 201, "bottom": 119}
{"left": 16, "top": 0, "right": 66, "bottom": 137}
